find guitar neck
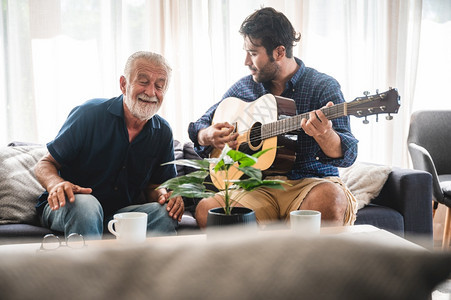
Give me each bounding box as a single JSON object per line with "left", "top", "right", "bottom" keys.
{"left": 261, "top": 102, "right": 347, "bottom": 139}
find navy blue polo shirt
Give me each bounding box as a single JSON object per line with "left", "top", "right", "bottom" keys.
{"left": 36, "top": 95, "right": 176, "bottom": 216}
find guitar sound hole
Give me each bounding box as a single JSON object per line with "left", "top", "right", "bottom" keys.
{"left": 249, "top": 122, "right": 262, "bottom": 150}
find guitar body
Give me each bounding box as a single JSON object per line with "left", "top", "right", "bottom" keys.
{"left": 208, "top": 88, "right": 401, "bottom": 189}
{"left": 210, "top": 95, "right": 297, "bottom": 189}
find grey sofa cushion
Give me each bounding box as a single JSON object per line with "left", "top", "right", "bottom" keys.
{"left": 0, "top": 146, "right": 46, "bottom": 226}
{"left": 355, "top": 204, "right": 404, "bottom": 236}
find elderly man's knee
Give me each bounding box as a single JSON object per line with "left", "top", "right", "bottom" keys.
{"left": 70, "top": 194, "right": 103, "bottom": 220}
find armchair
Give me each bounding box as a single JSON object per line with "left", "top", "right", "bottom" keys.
{"left": 407, "top": 110, "right": 451, "bottom": 249}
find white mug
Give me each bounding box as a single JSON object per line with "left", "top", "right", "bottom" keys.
{"left": 290, "top": 210, "right": 321, "bottom": 236}
{"left": 107, "top": 212, "right": 148, "bottom": 243}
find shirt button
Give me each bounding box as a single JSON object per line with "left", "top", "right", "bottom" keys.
{"left": 114, "top": 187, "right": 118, "bottom": 191}
{"left": 292, "top": 88, "right": 295, "bottom": 92}
{"left": 316, "top": 157, "right": 320, "bottom": 160}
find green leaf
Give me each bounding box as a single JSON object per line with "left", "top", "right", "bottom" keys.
{"left": 213, "top": 145, "right": 234, "bottom": 172}
{"left": 260, "top": 180, "right": 286, "bottom": 189}
{"left": 217, "top": 145, "right": 231, "bottom": 161}
{"left": 159, "top": 171, "right": 209, "bottom": 190}
{"left": 182, "top": 170, "right": 210, "bottom": 179}
{"left": 213, "top": 159, "right": 225, "bottom": 172}
{"left": 238, "top": 166, "right": 263, "bottom": 180}
{"left": 232, "top": 178, "right": 262, "bottom": 190}
{"left": 227, "top": 149, "right": 257, "bottom": 167}
{"left": 169, "top": 183, "right": 215, "bottom": 199}
{"left": 159, "top": 145, "right": 288, "bottom": 206}
{"left": 161, "top": 159, "right": 210, "bottom": 170}
{"left": 251, "top": 147, "right": 274, "bottom": 159}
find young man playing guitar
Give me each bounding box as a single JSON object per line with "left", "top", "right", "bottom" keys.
{"left": 188, "top": 7, "right": 359, "bottom": 228}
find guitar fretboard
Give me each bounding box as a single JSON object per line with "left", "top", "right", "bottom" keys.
{"left": 261, "top": 102, "right": 347, "bottom": 139}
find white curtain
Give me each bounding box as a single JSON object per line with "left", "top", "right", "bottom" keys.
{"left": 1, "top": 0, "right": 450, "bottom": 168}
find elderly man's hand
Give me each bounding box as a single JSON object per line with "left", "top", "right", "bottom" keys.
{"left": 157, "top": 191, "right": 185, "bottom": 222}
{"left": 47, "top": 181, "right": 92, "bottom": 211}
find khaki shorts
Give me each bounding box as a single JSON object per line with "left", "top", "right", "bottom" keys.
{"left": 221, "top": 176, "right": 357, "bottom": 226}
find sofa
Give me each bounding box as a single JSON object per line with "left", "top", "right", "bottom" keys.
{"left": 0, "top": 141, "right": 433, "bottom": 245}
{"left": 1, "top": 230, "right": 450, "bottom": 300}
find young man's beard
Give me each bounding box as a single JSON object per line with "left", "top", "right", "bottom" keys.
{"left": 252, "top": 59, "right": 279, "bottom": 83}
{"left": 125, "top": 93, "right": 161, "bottom": 121}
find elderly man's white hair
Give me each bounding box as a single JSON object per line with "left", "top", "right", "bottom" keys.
{"left": 123, "top": 51, "right": 172, "bottom": 91}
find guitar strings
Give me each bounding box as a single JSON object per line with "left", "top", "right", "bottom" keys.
{"left": 248, "top": 104, "right": 346, "bottom": 143}
{"left": 233, "top": 96, "right": 377, "bottom": 146}
{"left": 242, "top": 99, "right": 372, "bottom": 145}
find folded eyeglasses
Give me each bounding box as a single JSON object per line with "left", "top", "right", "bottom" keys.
{"left": 38, "top": 233, "right": 86, "bottom": 251}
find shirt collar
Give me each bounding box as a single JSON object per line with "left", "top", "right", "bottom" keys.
{"left": 290, "top": 57, "right": 305, "bottom": 87}
{"left": 261, "top": 57, "right": 305, "bottom": 93}
{"left": 108, "top": 95, "right": 125, "bottom": 118}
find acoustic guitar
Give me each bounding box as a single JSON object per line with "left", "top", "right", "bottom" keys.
{"left": 209, "top": 88, "right": 400, "bottom": 189}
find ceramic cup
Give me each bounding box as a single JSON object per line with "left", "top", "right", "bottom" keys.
{"left": 290, "top": 210, "right": 321, "bottom": 236}
{"left": 107, "top": 212, "right": 148, "bottom": 243}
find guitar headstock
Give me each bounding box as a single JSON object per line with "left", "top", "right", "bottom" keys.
{"left": 347, "top": 89, "right": 400, "bottom": 123}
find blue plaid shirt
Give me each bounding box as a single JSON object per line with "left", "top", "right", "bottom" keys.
{"left": 188, "top": 58, "right": 358, "bottom": 180}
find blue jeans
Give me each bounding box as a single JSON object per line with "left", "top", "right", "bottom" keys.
{"left": 41, "top": 194, "right": 178, "bottom": 240}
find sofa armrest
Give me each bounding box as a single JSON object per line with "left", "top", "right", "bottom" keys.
{"left": 372, "top": 167, "right": 433, "bottom": 237}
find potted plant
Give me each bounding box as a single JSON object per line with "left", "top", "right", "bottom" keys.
{"left": 160, "top": 145, "right": 286, "bottom": 227}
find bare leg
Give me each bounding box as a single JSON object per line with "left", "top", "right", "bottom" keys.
{"left": 299, "top": 182, "right": 348, "bottom": 226}
{"left": 195, "top": 195, "right": 225, "bottom": 229}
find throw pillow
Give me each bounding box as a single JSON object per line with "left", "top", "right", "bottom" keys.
{"left": 340, "top": 162, "right": 392, "bottom": 209}
{"left": 0, "top": 146, "right": 47, "bottom": 226}
{"left": 173, "top": 140, "right": 184, "bottom": 176}
{"left": 183, "top": 141, "right": 202, "bottom": 175}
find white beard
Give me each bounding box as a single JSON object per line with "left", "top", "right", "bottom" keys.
{"left": 125, "top": 93, "right": 161, "bottom": 121}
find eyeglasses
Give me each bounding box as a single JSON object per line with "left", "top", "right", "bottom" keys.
{"left": 38, "top": 233, "right": 86, "bottom": 251}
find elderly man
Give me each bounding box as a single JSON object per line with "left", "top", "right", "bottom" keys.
{"left": 35, "top": 51, "right": 184, "bottom": 239}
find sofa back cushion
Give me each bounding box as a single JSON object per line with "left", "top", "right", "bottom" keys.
{"left": 0, "top": 230, "right": 449, "bottom": 299}
{"left": 173, "top": 140, "right": 185, "bottom": 176}
{"left": 0, "top": 146, "right": 47, "bottom": 226}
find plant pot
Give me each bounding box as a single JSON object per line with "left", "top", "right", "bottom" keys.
{"left": 206, "top": 207, "right": 257, "bottom": 228}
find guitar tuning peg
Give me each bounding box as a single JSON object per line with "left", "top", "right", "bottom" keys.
{"left": 376, "top": 114, "right": 379, "bottom": 122}
{"left": 363, "top": 91, "right": 370, "bottom": 96}
{"left": 386, "top": 114, "right": 393, "bottom": 121}
{"left": 363, "top": 117, "right": 369, "bottom": 124}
